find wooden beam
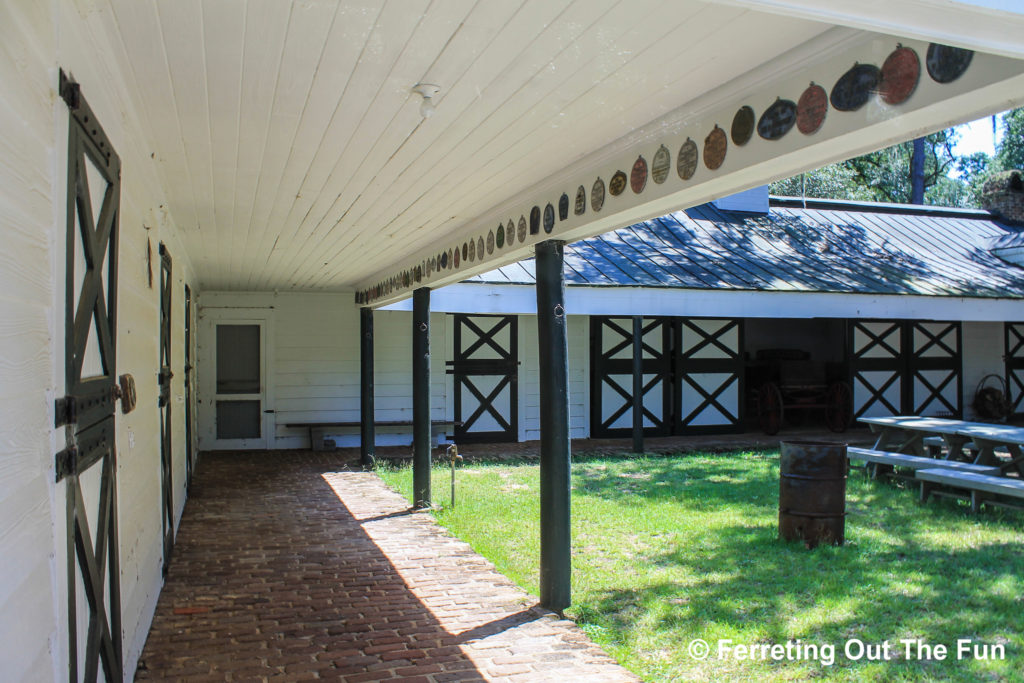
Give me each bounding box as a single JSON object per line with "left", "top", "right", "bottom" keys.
{"left": 632, "top": 316, "right": 644, "bottom": 454}
{"left": 360, "top": 307, "right": 375, "bottom": 468}
{"left": 413, "top": 287, "right": 431, "bottom": 508}
{"left": 535, "top": 240, "right": 571, "bottom": 613}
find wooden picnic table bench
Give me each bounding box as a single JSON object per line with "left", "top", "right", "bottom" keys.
{"left": 847, "top": 447, "right": 1000, "bottom": 478}
{"left": 917, "top": 468, "right": 1024, "bottom": 512}
{"left": 284, "top": 420, "right": 460, "bottom": 451}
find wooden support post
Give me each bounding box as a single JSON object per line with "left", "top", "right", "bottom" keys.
{"left": 632, "top": 316, "right": 644, "bottom": 454}
{"left": 360, "top": 307, "right": 375, "bottom": 468}
{"left": 413, "top": 287, "right": 431, "bottom": 508}
{"left": 535, "top": 240, "right": 571, "bottom": 614}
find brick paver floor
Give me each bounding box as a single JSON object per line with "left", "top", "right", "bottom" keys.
{"left": 136, "top": 452, "right": 638, "bottom": 681}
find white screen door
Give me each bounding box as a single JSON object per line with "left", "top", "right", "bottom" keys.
{"left": 199, "top": 314, "right": 270, "bottom": 449}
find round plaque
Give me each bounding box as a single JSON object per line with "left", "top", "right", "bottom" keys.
{"left": 448, "top": 248, "right": 453, "bottom": 269}
{"left": 631, "top": 155, "right": 648, "bottom": 194}
{"left": 507, "top": 220, "right": 516, "bottom": 246}
{"left": 678, "top": 138, "right": 698, "bottom": 180}
{"left": 558, "top": 193, "right": 569, "bottom": 221}
{"left": 518, "top": 216, "right": 527, "bottom": 242}
{"left": 496, "top": 223, "right": 505, "bottom": 249}
{"left": 462, "top": 242, "right": 468, "bottom": 261}
{"left": 453, "top": 248, "right": 459, "bottom": 268}
{"left": 468, "top": 239, "right": 475, "bottom": 262}
{"left": 704, "top": 125, "right": 727, "bottom": 170}
{"left": 926, "top": 43, "right": 973, "bottom": 84}
{"left": 477, "top": 236, "right": 484, "bottom": 257}
{"left": 440, "top": 251, "right": 448, "bottom": 269}
{"left": 486, "top": 230, "right": 494, "bottom": 254}
{"left": 797, "top": 83, "right": 828, "bottom": 135}
{"left": 575, "top": 185, "right": 586, "bottom": 215}
{"left": 651, "top": 145, "right": 670, "bottom": 184}
{"left": 731, "top": 106, "right": 755, "bottom": 146}
{"left": 757, "top": 98, "right": 797, "bottom": 140}
{"left": 830, "top": 63, "right": 880, "bottom": 112}
{"left": 591, "top": 177, "right": 605, "bottom": 212}
{"left": 543, "top": 203, "right": 555, "bottom": 233}
{"left": 609, "top": 170, "right": 627, "bottom": 196}
{"left": 879, "top": 45, "right": 920, "bottom": 105}
{"left": 415, "top": 266, "right": 422, "bottom": 283}
{"left": 530, "top": 206, "right": 540, "bottom": 235}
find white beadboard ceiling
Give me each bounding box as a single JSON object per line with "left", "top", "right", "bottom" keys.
{"left": 97, "top": 0, "right": 1024, "bottom": 295}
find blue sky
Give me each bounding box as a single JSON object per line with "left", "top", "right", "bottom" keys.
{"left": 952, "top": 111, "right": 1005, "bottom": 157}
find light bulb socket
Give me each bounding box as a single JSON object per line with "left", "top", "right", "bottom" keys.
{"left": 413, "top": 83, "right": 441, "bottom": 119}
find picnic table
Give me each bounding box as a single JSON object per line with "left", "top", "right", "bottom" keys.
{"left": 859, "top": 415, "right": 1024, "bottom": 475}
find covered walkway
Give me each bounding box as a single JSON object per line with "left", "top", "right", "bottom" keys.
{"left": 136, "top": 452, "right": 635, "bottom": 681}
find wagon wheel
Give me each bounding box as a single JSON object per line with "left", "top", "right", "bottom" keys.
{"left": 825, "top": 381, "right": 853, "bottom": 432}
{"left": 758, "top": 381, "right": 784, "bottom": 435}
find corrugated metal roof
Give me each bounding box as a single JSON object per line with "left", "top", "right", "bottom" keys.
{"left": 465, "top": 198, "right": 1024, "bottom": 298}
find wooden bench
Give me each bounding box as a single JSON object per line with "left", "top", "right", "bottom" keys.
{"left": 847, "top": 447, "right": 999, "bottom": 478}
{"left": 284, "top": 420, "right": 459, "bottom": 451}
{"left": 917, "top": 468, "right": 1024, "bottom": 512}
{"left": 922, "top": 435, "right": 978, "bottom": 459}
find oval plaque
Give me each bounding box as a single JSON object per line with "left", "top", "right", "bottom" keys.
{"left": 879, "top": 45, "right": 920, "bottom": 105}
{"left": 651, "top": 145, "right": 670, "bottom": 184}
{"left": 529, "top": 206, "right": 540, "bottom": 235}
{"left": 677, "top": 138, "right": 698, "bottom": 180}
{"left": 631, "top": 155, "right": 648, "bottom": 194}
{"left": 830, "top": 63, "right": 880, "bottom": 112}
{"left": 518, "top": 216, "right": 527, "bottom": 242}
{"left": 440, "top": 252, "right": 448, "bottom": 269}
{"left": 453, "top": 248, "right": 459, "bottom": 268}
{"left": 462, "top": 242, "right": 468, "bottom": 261}
{"left": 487, "top": 230, "right": 494, "bottom": 254}
{"left": 506, "top": 220, "right": 516, "bottom": 246}
{"left": 797, "top": 83, "right": 828, "bottom": 135}
{"left": 558, "top": 193, "right": 569, "bottom": 221}
{"left": 415, "top": 266, "right": 422, "bottom": 283}
{"left": 449, "top": 248, "right": 454, "bottom": 269}
{"left": 609, "top": 170, "right": 627, "bottom": 196}
{"left": 477, "top": 236, "right": 484, "bottom": 257}
{"left": 731, "top": 106, "right": 755, "bottom": 146}
{"left": 575, "top": 185, "right": 586, "bottom": 215}
{"left": 543, "top": 203, "right": 555, "bottom": 233}
{"left": 496, "top": 223, "right": 505, "bottom": 249}
{"left": 704, "top": 125, "right": 727, "bottom": 170}
{"left": 757, "top": 98, "right": 797, "bottom": 140}
{"left": 926, "top": 43, "right": 973, "bottom": 84}
{"left": 591, "top": 177, "right": 605, "bottom": 212}
{"left": 468, "top": 239, "right": 476, "bottom": 262}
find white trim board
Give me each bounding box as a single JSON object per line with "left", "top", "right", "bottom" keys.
{"left": 382, "top": 282, "right": 1024, "bottom": 321}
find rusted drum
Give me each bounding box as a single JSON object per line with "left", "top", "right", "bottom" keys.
{"left": 779, "top": 441, "right": 847, "bottom": 548}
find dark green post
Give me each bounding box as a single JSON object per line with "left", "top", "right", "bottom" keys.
{"left": 413, "top": 287, "right": 431, "bottom": 508}
{"left": 632, "top": 316, "right": 644, "bottom": 454}
{"left": 360, "top": 307, "right": 375, "bottom": 468}
{"left": 535, "top": 240, "right": 571, "bottom": 613}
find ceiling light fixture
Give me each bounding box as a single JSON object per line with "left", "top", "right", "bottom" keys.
{"left": 413, "top": 83, "right": 440, "bottom": 118}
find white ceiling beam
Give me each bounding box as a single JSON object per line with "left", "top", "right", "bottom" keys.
{"left": 697, "top": 0, "right": 1024, "bottom": 58}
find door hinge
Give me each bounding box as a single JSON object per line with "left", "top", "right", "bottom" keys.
{"left": 55, "top": 446, "right": 78, "bottom": 481}
{"left": 55, "top": 396, "right": 77, "bottom": 428}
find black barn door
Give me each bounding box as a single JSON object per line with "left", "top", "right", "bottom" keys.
{"left": 56, "top": 70, "right": 123, "bottom": 682}
{"left": 674, "top": 318, "right": 745, "bottom": 434}
{"left": 1006, "top": 322, "right": 1024, "bottom": 416}
{"left": 590, "top": 317, "right": 672, "bottom": 437}
{"left": 158, "top": 245, "right": 174, "bottom": 574}
{"left": 450, "top": 315, "right": 519, "bottom": 442}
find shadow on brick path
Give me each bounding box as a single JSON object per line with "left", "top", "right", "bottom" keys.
{"left": 136, "top": 451, "right": 636, "bottom": 682}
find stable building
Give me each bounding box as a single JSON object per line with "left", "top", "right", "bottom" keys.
{"left": 4, "top": 1, "right": 1024, "bottom": 680}
{"left": 208, "top": 188, "right": 1024, "bottom": 452}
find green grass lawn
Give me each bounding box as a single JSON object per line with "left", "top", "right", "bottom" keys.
{"left": 376, "top": 452, "right": 1024, "bottom": 682}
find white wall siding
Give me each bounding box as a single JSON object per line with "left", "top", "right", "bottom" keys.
{"left": 0, "top": 1, "right": 200, "bottom": 679}
{"left": 518, "top": 315, "right": 590, "bottom": 442}
{"left": 962, "top": 321, "right": 1008, "bottom": 419}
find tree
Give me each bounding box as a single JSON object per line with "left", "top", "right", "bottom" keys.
{"left": 994, "top": 108, "right": 1024, "bottom": 171}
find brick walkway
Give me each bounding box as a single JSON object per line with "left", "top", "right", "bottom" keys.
{"left": 136, "top": 452, "right": 637, "bottom": 682}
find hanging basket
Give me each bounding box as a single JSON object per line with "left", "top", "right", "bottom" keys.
{"left": 972, "top": 374, "right": 1011, "bottom": 422}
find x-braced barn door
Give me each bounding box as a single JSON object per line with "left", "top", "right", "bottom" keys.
{"left": 849, "top": 320, "right": 962, "bottom": 418}
{"left": 1006, "top": 322, "right": 1024, "bottom": 416}
{"left": 56, "top": 70, "right": 123, "bottom": 682}
{"left": 158, "top": 245, "right": 174, "bottom": 574}
{"left": 590, "top": 317, "right": 672, "bottom": 437}
{"left": 450, "top": 315, "right": 519, "bottom": 442}
{"left": 184, "top": 284, "right": 194, "bottom": 484}
{"left": 675, "top": 318, "right": 744, "bottom": 434}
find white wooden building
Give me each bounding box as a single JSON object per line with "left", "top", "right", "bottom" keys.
{"left": 4, "top": 1, "right": 1024, "bottom": 679}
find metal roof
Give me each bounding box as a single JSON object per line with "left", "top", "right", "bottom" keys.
{"left": 464, "top": 197, "right": 1024, "bottom": 299}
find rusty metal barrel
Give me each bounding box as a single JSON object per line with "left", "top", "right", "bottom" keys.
{"left": 779, "top": 441, "right": 847, "bottom": 548}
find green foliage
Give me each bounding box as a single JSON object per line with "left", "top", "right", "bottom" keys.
{"left": 377, "top": 453, "right": 1024, "bottom": 682}
{"left": 994, "top": 108, "right": 1024, "bottom": 172}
